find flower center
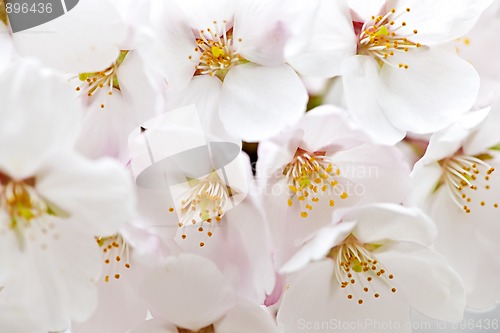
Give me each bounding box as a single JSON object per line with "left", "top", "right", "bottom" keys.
{"left": 0, "top": 172, "right": 50, "bottom": 228}
{"left": 178, "top": 325, "right": 215, "bottom": 333}
{"left": 75, "top": 50, "right": 129, "bottom": 109}
{"left": 191, "top": 20, "right": 245, "bottom": 80}
{"left": 177, "top": 172, "right": 232, "bottom": 247}
{"left": 328, "top": 235, "right": 396, "bottom": 304}
{"left": 357, "top": 8, "right": 421, "bottom": 69}
{"left": 284, "top": 148, "right": 347, "bottom": 218}
{"left": 96, "top": 234, "right": 131, "bottom": 283}
{"left": 439, "top": 154, "right": 497, "bottom": 213}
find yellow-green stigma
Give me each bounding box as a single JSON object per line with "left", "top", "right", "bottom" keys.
{"left": 191, "top": 20, "right": 246, "bottom": 80}
{"left": 76, "top": 50, "right": 129, "bottom": 108}
{"left": 358, "top": 8, "right": 421, "bottom": 69}
{"left": 284, "top": 148, "right": 347, "bottom": 218}
{"left": 439, "top": 153, "right": 497, "bottom": 213}
{"left": 328, "top": 234, "right": 396, "bottom": 304}
{"left": 177, "top": 172, "right": 232, "bottom": 246}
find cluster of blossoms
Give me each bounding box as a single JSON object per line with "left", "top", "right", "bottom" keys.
{"left": 1, "top": 0, "right": 500, "bottom": 332}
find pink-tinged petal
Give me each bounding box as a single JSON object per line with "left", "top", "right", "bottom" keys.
{"left": 287, "top": 0, "right": 357, "bottom": 78}
{"left": 233, "top": 0, "right": 289, "bottom": 66}
{"left": 142, "top": 0, "right": 198, "bottom": 90}
{"left": 12, "top": 0, "right": 126, "bottom": 73}
{"left": 346, "top": 204, "right": 436, "bottom": 246}
{"left": 141, "top": 254, "right": 237, "bottom": 331}
{"left": 375, "top": 241, "right": 466, "bottom": 322}
{"left": 387, "top": 0, "right": 494, "bottom": 45}
{"left": 219, "top": 63, "right": 307, "bottom": 142}
{"left": 341, "top": 55, "right": 406, "bottom": 145}
{"left": 215, "top": 301, "right": 277, "bottom": 333}
{"left": 36, "top": 153, "right": 136, "bottom": 236}
{"left": 0, "top": 60, "right": 82, "bottom": 179}
{"left": 377, "top": 47, "right": 479, "bottom": 134}
{"left": 127, "top": 319, "right": 178, "bottom": 333}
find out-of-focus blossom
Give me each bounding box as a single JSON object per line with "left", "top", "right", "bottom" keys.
{"left": 454, "top": 0, "right": 500, "bottom": 107}
{"left": 10, "top": 0, "right": 127, "bottom": 74}
{"left": 128, "top": 254, "right": 278, "bottom": 333}
{"left": 0, "top": 60, "right": 136, "bottom": 332}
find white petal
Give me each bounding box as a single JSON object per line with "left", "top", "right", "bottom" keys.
{"left": 348, "top": 0, "right": 386, "bottom": 21}
{"left": 117, "top": 51, "right": 165, "bottom": 123}
{"left": 75, "top": 89, "right": 136, "bottom": 162}
{"left": 295, "top": 105, "right": 370, "bottom": 153}
{"left": 465, "top": 102, "right": 500, "bottom": 155}
{"left": 428, "top": 187, "right": 481, "bottom": 295}
{"left": 173, "top": 0, "right": 235, "bottom": 31}
{"left": 141, "top": 254, "right": 237, "bottom": 330}
{"left": 233, "top": 0, "right": 289, "bottom": 66}
{"left": 216, "top": 301, "right": 277, "bottom": 333}
{"left": 375, "top": 241, "right": 466, "bottom": 322}
{"left": 36, "top": 153, "right": 136, "bottom": 236}
{"left": 465, "top": 235, "right": 500, "bottom": 310}
{"left": 406, "top": 163, "right": 443, "bottom": 208}
{"left": 127, "top": 319, "right": 177, "bottom": 333}
{"left": 72, "top": 270, "right": 149, "bottom": 333}
{"left": 281, "top": 222, "right": 356, "bottom": 274}
{"left": 341, "top": 56, "right": 406, "bottom": 145}
{"left": 12, "top": 0, "right": 126, "bottom": 73}
{"left": 219, "top": 63, "right": 307, "bottom": 142}
{"left": 345, "top": 204, "right": 436, "bottom": 246}
{"left": 0, "top": 60, "right": 82, "bottom": 179}
{"left": 143, "top": 0, "right": 198, "bottom": 90}
{"left": 332, "top": 144, "right": 411, "bottom": 205}
{"left": 388, "top": 0, "right": 494, "bottom": 45}
{"left": 278, "top": 260, "right": 412, "bottom": 333}
{"left": 377, "top": 47, "right": 479, "bottom": 134}
{"left": 0, "top": 217, "right": 101, "bottom": 331}
{"left": 165, "top": 75, "right": 238, "bottom": 143}
{"left": 287, "top": 0, "right": 357, "bottom": 78}
{"left": 0, "top": 301, "right": 45, "bottom": 333}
